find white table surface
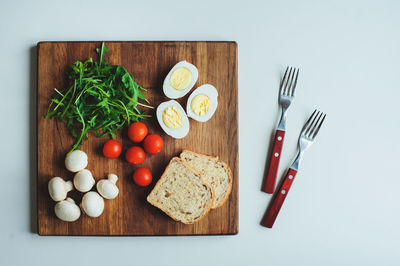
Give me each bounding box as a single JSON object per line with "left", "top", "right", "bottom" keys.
{"left": 1, "top": 0, "right": 399, "bottom": 265}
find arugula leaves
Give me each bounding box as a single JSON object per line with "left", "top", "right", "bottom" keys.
{"left": 46, "top": 42, "right": 152, "bottom": 154}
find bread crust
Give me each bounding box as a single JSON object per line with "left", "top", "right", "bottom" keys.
{"left": 146, "top": 157, "right": 215, "bottom": 224}
{"left": 180, "top": 150, "right": 233, "bottom": 209}
{"left": 212, "top": 160, "right": 233, "bottom": 208}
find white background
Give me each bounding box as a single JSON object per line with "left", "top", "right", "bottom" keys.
{"left": 1, "top": 0, "right": 399, "bottom": 265}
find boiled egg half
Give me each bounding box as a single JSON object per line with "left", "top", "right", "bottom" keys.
{"left": 186, "top": 84, "right": 218, "bottom": 122}
{"left": 156, "top": 100, "right": 190, "bottom": 139}
{"left": 163, "top": 61, "right": 198, "bottom": 99}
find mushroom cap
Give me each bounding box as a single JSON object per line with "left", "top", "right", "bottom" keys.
{"left": 48, "top": 177, "right": 72, "bottom": 202}
{"left": 65, "top": 150, "right": 88, "bottom": 172}
{"left": 81, "top": 191, "right": 104, "bottom": 217}
{"left": 74, "top": 169, "right": 95, "bottom": 192}
{"left": 97, "top": 179, "right": 119, "bottom": 199}
{"left": 54, "top": 198, "right": 81, "bottom": 222}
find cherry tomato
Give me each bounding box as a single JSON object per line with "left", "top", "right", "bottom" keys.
{"left": 128, "top": 122, "right": 148, "bottom": 143}
{"left": 143, "top": 134, "right": 164, "bottom": 155}
{"left": 133, "top": 167, "right": 152, "bottom": 187}
{"left": 103, "top": 139, "right": 122, "bottom": 159}
{"left": 125, "top": 146, "right": 146, "bottom": 164}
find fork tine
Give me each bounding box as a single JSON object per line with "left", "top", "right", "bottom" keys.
{"left": 304, "top": 110, "right": 320, "bottom": 136}
{"left": 284, "top": 67, "right": 294, "bottom": 95}
{"left": 306, "top": 111, "right": 323, "bottom": 137}
{"left": 311, "top": 113, "right": 326, "bottom": 139}
{"left": 308, "top": 111, "right": 323, "bottom": 137}
{"left": 279, "top": 67, "right": 289, "bottom": 94}
{"left": 286, "top": 68, "right": 296, "bottom": 96}
{"left": 301, "top": 109, "right": 317, "bottom": 135}
{"left": 290, "top": 69, "right": 299, "bottom": 96}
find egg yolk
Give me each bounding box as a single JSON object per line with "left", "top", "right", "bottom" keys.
{"left": 162, "top": 106, "right": 183, "bottom": 129}
{"left": 191, "top": 94, "right": 211, "bottom": 116}
{"left": 170, "top": 67, "right": 192, "bottom": 90}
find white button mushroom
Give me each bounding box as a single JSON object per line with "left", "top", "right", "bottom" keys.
{"left": 97, "top": 174, "right": 119, "bottom": 199}
{"left": 73, "top": 169, "right": 95, "bottom": 192}
{"left": 54, "top": 198, "right": 81, "bottom": 222}
{"left": 48, "top": 177, "right": 73, "bottom": 202}
{"left": 81, "top": 191, "right": 104, "bottom": 217}
{"left": 65, "top": 150, "right": 88, "bottom": 172}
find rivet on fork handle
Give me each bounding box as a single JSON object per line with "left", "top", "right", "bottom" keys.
{"left": 263, "top": 130, "right": 285, "bottom": 193}
{"left": 262, "top": 168, "right": 298, "bottom": 228}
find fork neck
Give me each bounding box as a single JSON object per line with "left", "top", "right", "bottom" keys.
{"left": 277, "top": 107, "right": 288, "bottom": 131}
{"left": 290, "top": 149, "right": 305, "bottom": 172}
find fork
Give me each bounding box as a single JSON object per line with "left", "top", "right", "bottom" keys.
{"left": 263, "top": 67, "right": 299, "bottom": 194}
{"left": 261, "top": 110, "right": 326, "bottom": 228}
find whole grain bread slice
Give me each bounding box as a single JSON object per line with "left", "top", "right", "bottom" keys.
{"left": 180, "top": 150, "right": 232, "bottom": 209}
{"left": 147, "top": 157, "right": 214, "bottom": 224}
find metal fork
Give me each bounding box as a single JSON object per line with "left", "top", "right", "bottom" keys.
{"left": 263, "top": 66, "right": 299, "bottom": 194}
{"left": 261, "top": 110, "right": 326, "bottom": 228}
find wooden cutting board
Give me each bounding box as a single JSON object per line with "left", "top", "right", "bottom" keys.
{"left": 37, "top": 41, "right": 238, "bottom": 236}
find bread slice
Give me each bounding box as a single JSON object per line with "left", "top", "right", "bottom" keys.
{"left": 180, "top": 150, "right": 232, "bottom": 209}
{"left": 147, "top": 157, "right": 214, "bottom": 224}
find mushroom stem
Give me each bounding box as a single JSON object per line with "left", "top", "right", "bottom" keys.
{"left": 107, "top": 174, "right": 118, "bottom": 184}
{"left": 65, "top": 181, "right": 73, "bottom": 192}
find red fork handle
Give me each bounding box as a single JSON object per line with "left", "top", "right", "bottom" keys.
{"left": 263, "top": 130, "right": 285, "bottom": 193}
{"left": 261, "top": 168, "right": 298, "bottom": 228}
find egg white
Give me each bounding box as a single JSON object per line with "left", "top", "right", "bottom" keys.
{"left": 186, "top": 84, "right": 218, "bottom": 122}
{"left": 156, "top": 100, "right": 190, "bottom": 139}
{"left": 163, "top": 61, "right": 198, "bottom": 99}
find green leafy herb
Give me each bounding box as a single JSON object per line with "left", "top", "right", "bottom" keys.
{"left": 46, "top": 42, "right": 153, "bottom": 154}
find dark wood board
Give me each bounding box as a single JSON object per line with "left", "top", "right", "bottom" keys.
{"left": 37, "top": 41, "right": 238, "bottom": 236}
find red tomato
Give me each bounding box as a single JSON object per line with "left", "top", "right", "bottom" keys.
{"left": 103, "top": 139, "right": 122, "bottom": 159}
{"left": 125, "top": 146, "right": 146, "bottom": 164}
{"left": 143, "top": 134, "right": 164, "bottom": 154}
{"left": 128, "top": 122, "right": 148, "bottom": 143}
{"left": 133, "top": 168, "right": 152, "bottom": 187}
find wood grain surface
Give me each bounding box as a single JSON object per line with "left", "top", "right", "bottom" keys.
{"left": 37, "top": 41, "right": 238, "bottom": 236}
